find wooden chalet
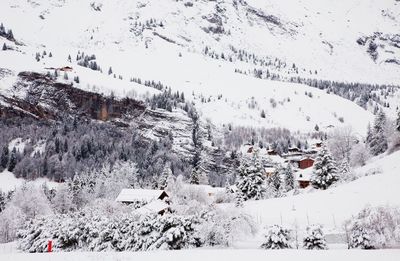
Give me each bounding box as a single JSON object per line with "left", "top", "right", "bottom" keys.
{"left": 298, "top": 157, "right": 314, "bottom": 169}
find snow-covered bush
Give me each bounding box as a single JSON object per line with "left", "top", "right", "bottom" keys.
{"left": 198, "top": 209, "right": 257, "bottom": 247}
{"left": 346, "top": 205, "right": 400, "bottom": 249}
{"left": 337, "top": 160, "right": 356, "bottom": 183}
{"left": 134, "top": 214, "right": 201, "bottom": 250}
{"left": 350, "top": 143, "right": 371, "bottom": 167}
{"left": 260, "top": 225, "right": 292, "bottom": 249}
{"left": 52, "top": 183, "right": 75, "bottom": 214}
{"left": 166, "top": 175, "right": 210, "bottom": 215}
{"left": 327, "top": 126, "right": 355, "bottom": 162}
{"left": 303, "top": 224, "right": 328, "bottom": 250}
{"left": 0, "top": 205, "right": 25, "bottom": 243}
{"left": 18, "top": 210, "right": 203, "bottom": 252}
{"left": 0, "top": 183, "right": 52, "bottom": 243}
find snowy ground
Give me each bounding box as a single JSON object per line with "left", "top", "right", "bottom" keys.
{"left": 0, "top": 248, "right": 400, "bottom": 261}
{"left": 0, "top": 170, "right": 58, "bottom": 193}
{"left": 241, "top": 150, "right": 400, "bottom": 233}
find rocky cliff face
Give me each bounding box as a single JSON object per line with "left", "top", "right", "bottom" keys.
{"left": 0, "top": 71, "right": 146, "bottom": 121}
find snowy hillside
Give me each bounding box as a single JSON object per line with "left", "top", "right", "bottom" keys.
{"left": 1, "top": 0, "right": 400, "bottom": 84}
{"left": 1, "top": 0, "right": 400, "bottom": 259}
{"left": 242, "top": 150, "right": 400, "bottom": 231}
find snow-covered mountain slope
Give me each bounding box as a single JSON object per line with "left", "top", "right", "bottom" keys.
{"left": 1, "top": 0, "right": 399, "bottom": 135}
{"left": 0, "top": 33, "right": 375, "bottom": 134}
{"left": 1, "top": 0, "right": 400, "bottom": 84}
{"left": 242, "top": 150, "right": 400, "bottom": 231}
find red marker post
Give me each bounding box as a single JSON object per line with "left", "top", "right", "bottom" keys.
{"left": 47, "top": 240, "right": 52, "bottom": 253}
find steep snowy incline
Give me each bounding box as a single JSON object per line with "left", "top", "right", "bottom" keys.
{"left": 242, "top": 150, "right": 400, "bottom": 231}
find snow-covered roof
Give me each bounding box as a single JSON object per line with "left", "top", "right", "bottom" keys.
{"left": 185, "top": 184, "right": 225, "bottom": 195}
{"left": 266, "top": 155, "right": 286, "bottom": 164}
{"left": 264, "top": 167, "right": 276, "bottom": 173}
{"left": 134, "top": 200, "right": 170, "bottom": 215}
{"left": 295, "top": 168, "right": 313, "bottom": 181}
{"left": 115, "top": 189, "right": 167, "bottom": 202}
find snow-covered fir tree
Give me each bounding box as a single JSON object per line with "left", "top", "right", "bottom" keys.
{"left": 348, "top": 222, "right": 374, "bottom": 249}
{"left": 159, "top": 164, "right": 173, "bottom": 189}
{"left": 303, "top": 224, "right": 328, "bottom": 250}
{"left": 260, "top": 225, "right": 292, "bottom": 249}
{"left": 338, "top": 159, "right": 355, "bottom": 182}
{"left": 189, "top": 167, "right": 200, "bottom": 185}
{"left": 235, "top": 153, "right": 266, "bottom": 201}
{"left": 266, "top": 171, "right": 283, "bottom": 197}
{"left": 235, "top": 191, "right": 244, "bottom": 208}
{"left": 283, "top": 164, "right": 295, "bottom": 192}
{"left": 0, "top": 146, "right": 8, "bottom": 170}
{"left": 0, "top": 191, "right": 5, "bottom": 213}
{"left": 368, "top": 110, "right": 388, "bottom": 156}
{"left": 311, "top": 146, "right": 338, "bottom": 190}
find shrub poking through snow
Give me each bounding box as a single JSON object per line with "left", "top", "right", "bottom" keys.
{"left": 303, "top": 224, "right": 328, "bottom": 250}
{"left": 346, "top": 205, "right": 400, "bottom": 249}
{"left": 260, "top": 225, "right": 292, "bottom": 249}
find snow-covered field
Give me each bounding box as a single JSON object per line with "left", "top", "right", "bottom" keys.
{"left": 0, "top": 170, "right": 58, "bottom": 193}
{"left": 1, "top": 249, "right": 400, "bottom": 261}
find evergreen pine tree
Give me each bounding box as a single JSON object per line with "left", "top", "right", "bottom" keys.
{"left": 281, "top": 164, "right": 294, "bottom": 192}
{"left": 2, "top": 43, "right": 7, "bottom": 51}
{"left": 338, "top": 159, "right": 355, "bottom": 182}
{"left": 6, "top": 29, "right": 14, "bottom": 41}
{"left": 368, "top": 110, "right": 388, "bottom": 156}
{"left": 266, "top": 171, "right": 282, "bottom": 197}
{"left": 261, "top": 225, "right": 292, "bottom": 249}
{"left": 348, "top": 222, "right": 374, "bottom": 249}
{"left": 303, "top": 225, "right": 328, "bottom": 250}
{"left": 236, "top": 153, "right": 266, "bottom": 200}
{"left": 190, "top": 167, "right": 200, "bottom": 185}
{"left": 311, "top": 146, "right": 338, "bottom": 190}
{"left": 0, "top": 190, "right": 5, "bottom": 213}
{"left": 7, "top": 147, "right": 17, "bottom": 172}
{"left": 235, "top": 191, "right": 244, "bottom": 207}
{"left": 159, "top": 164, "right": 173, "bottom": 189}
{"left": 0, "top": 146, "right": 9, "bottom": 170}
{"left": 260, "top": 109, "right": 266, "bottom": 118}
{"left": 108, "top": 66, "right": 113, "bottom": 75}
